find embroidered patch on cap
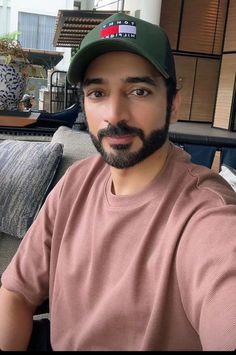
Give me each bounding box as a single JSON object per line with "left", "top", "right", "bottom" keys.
{"left": 100, "top": 20, "right": 136, "bottom": 39}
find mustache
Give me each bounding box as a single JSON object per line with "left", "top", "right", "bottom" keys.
{"left": 97, "top": 121, "right": 145, "bottom": 142}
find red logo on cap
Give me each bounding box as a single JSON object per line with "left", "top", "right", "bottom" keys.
{"left": 100, "top": 25, "right": 119, "bottom": 37}
{"left": 100, "top": 20, "right": 136, "bottom": 39}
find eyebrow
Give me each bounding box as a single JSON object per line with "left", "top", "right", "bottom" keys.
{"left": 82, "top": 78, "right": 104, "bottom": 88}
{"left": 82, "top": 76, "right": 158, "bottom": 88}
{"left": 125, "top": 76, "right": 158, "bottom": 87}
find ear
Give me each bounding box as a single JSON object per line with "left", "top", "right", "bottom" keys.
{"left": 169, "top": 91, "right": 181, "bottom": 124}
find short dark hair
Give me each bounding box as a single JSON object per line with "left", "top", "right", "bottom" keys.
{"left": 166, "top": 79, "right": 178, "bottom": 121}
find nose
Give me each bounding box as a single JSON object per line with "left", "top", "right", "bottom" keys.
{"left": 104, "top": 92, "right": 130, "bottom": 126}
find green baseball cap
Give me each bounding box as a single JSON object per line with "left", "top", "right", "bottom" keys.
{"left": 67, "top": 12, "right": 176, "bottom": 85}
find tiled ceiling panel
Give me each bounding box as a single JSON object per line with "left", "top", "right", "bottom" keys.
{"left": 53, "top": 10, "right": 119, "bottom": 48}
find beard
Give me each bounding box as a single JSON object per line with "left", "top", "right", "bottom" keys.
{"left": 88, "top": 115, "right": 170, "bottom": 169}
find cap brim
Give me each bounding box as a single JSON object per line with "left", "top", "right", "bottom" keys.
{"left": 67, "top": 39, "right": 169, "bottom": 85}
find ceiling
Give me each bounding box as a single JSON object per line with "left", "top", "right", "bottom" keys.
{"left": 23, "top": 48, "right": 64, "bottom": 70}
{"left": 53, "top": 10, "right": 118, "bottom": 48}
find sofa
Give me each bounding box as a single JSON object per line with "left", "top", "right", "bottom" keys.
{"left": 0, "top": 125, "right": 97, "bottom": 284}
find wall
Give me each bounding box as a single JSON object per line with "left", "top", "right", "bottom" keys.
{"left": 125, "top": 0, "right": 162, "bottom": 24}
{"left": 0, "top": 0, "right": 11, "bottom": 35}
{"left": 80, "top": 0, "right": 95, "bottom": 10}
{"left": 93, "top": 0, "right": 162, "bottom": 24}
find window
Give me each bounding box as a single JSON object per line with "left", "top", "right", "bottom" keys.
{"left": 0, "top": 5, "right": 10, "bottom": 35}
{"left": 18, "top": 12, "right": 56, "bottom": 50}
{"left": 74, "top": 1, "right": 81, "bottom": 10}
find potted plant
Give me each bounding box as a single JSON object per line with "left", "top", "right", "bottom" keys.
{"left": 0, "top": 32, "right": 31, "bottom": 112}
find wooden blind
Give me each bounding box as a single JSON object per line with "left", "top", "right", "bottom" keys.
{"left": 190, "top": 58, "right": 220, "bottom": 122}
{"left": 223, "top": 0, "right": 236, "bottom": 52}
{"left": 213, "top": 0, "right": 228, "bottom": 54}
{"left": 174, "top": 55, "right": 196, "bottom": 121}
{"left": 159, "top": 0, "right": 182, "bottom": 50}
{"left": 179, "top": 0, "right": 225, "bottom": 54}
{"left": 213, "top": 54, "right": 236, "bottom": 129}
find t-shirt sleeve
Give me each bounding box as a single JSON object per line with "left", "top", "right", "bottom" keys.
{"left": 176, "top": 204, "right": 236, "bottom": 351}
{"left": 1, "top": 174, "right": 66, "bottom": 307}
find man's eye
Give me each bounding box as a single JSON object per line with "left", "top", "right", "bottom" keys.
{"left": 87, "top": 90, "right": 104, "bottom": 98}
{"left": 131, "top": 89, "right": 149, "bottom": 96}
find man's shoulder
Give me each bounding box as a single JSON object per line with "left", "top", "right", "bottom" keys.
{"left": 184, "top": 163, "right": 236, "bottom": 205}
{"left": 170, "top": 144, "right": 236, "bottom": 206}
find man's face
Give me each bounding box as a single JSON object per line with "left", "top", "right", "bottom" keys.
{"left": 83, "top": 51, "right": 178, "bottom": 169}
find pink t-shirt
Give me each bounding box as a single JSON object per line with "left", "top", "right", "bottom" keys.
{"left": 2, "top": 143, "right": 236, "bottom": 351}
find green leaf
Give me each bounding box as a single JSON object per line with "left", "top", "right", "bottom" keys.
{"left": 5, "top": 54, "right": 12, "bottom": 64}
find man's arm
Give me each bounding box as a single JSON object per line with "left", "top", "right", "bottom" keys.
{"left": 0, "top": 286, "right": 37, "bottom": 350}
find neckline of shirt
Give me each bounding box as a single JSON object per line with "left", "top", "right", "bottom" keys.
{"left": 104, "top": 143, "right": 175, "bottom": 209}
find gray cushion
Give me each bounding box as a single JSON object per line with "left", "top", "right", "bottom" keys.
{"left": 0, "top": 140, "right": 63, "bottom": 239}
{"left": 51, "top": 126, "right": 97, "bottom": 184}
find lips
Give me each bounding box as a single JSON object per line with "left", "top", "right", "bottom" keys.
{"left": 107, "top": 135, "right": 134, "bottom": 145}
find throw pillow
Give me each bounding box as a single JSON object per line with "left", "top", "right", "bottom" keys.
{"left": 0, "top": 140, "right": 63, "bottom": 239}
{"left": 219, "top": 164, "right": 236, "bottom": 192}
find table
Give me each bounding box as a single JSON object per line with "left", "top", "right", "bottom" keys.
{"left": 169, "top": 122, "right": 236, "bottom": 148}
{"left": 0, "top": 112, "right": 58, "bottom": 137}
{"left": 169, "top": 121, "right": 236, "bottom": 171}
{"left": 0, "top": 112, "right": 40, "bottom": 127}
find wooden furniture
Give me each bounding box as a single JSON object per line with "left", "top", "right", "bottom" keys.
{"left": 0, "top": 113, "right": 39, "bottom": 127}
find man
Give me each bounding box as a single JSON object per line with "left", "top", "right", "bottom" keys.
{"left": 0, "top": 12, "right": 236, "bottom": 351}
